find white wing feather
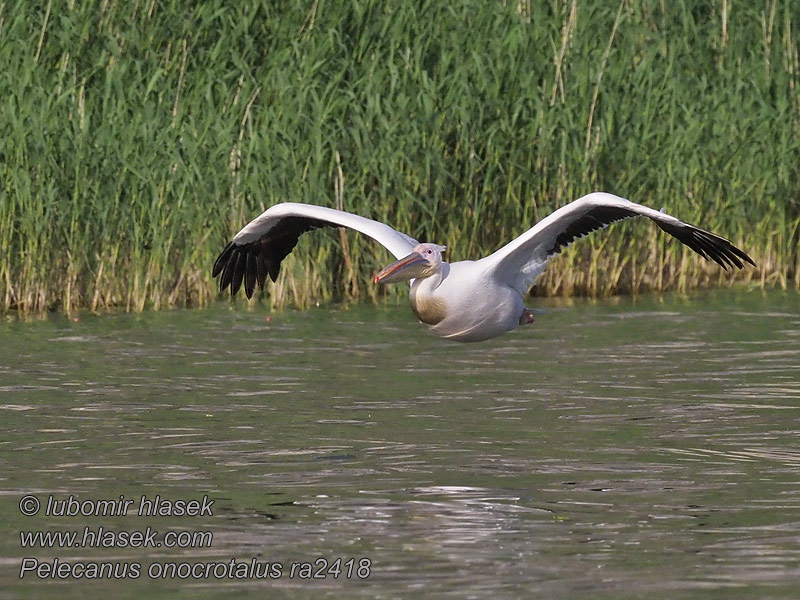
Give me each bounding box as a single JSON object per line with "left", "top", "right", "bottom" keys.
{"left": 234, "top": 202, "right": 418, "bottom": 259}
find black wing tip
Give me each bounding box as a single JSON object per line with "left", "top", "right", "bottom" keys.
{"left": 213, "top": 242, "right": 267, "bottom": 300}
{"left": 212, "top": 215, "right": 336, "bottom": 299}
{"left": 212, "top": 242, "right": 234, "bottom": 278}
{"left": 736, "top": 246, "right": 758, "bottom": 268}
{"left": 661, "top": 222, "right": 756, "bottom": 271}
{"left": 268, "top": 260, "right": 281, "bottom": 282}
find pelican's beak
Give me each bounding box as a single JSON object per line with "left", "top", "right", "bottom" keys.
{"left": 374, "top": 252, "right": 429, "bottom": 284}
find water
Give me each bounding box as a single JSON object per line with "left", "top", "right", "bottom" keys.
{"left": 1, "top": 290, "right": 799, "bottom": 599}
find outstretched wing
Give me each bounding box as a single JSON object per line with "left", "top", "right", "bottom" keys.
{"left": 212, "top": 203, "right": 418, "bottom": 298}
{"left": 481, "top": 192, "right": 755, "bottom": 295}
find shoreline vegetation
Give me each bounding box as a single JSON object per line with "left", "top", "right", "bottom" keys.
{"left": 2, "top": 1, "right": 798, "bottom": 315}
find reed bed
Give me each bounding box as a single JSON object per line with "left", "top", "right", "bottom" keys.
{"left": 1, "top": 0, "right": 798, "bottom": 315}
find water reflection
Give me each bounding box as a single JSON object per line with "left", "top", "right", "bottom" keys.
{"left": 1, "top": 290, "right": 799, "bottom": 598}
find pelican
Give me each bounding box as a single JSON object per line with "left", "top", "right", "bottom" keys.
{"left": 212, "top": 192, "right": 755, "bottom": 342}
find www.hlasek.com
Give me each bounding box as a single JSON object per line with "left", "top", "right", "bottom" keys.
{"left": 17, "top": 494, "right": 371, "bottom": 581}
{"left": 21, "top": 525, "right": 213, "bottom": 549}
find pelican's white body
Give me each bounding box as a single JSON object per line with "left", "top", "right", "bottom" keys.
{"left": 411, "top": 260, "right": 531, "bottom": 342}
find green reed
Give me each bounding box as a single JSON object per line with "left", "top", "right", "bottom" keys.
{"left": 1, "top": 0, "right": 798, "bottom": 315}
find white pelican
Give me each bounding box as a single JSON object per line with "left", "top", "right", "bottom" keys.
{"left": 213, "top": 192, "right": 755, "bottom": 342}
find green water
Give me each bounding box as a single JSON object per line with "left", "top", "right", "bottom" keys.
{"left": 1, "top": 290, "right": 799, "bottom": 599}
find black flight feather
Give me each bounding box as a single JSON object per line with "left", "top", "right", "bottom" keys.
{"left": 655, "top": 221, "right": 754, "bottom": 270}
{"left": 214, "top": 216, "right": 333, "bottom": 299}
{"left": 547, "top": 204, "right": 756, "bottom": 270}
{"left": 548, "top": 205, "right": 636, "bottom": 255}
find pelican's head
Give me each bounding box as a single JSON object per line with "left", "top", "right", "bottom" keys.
{"left": 374, "top": 243, "right": 446, "bottom": 284}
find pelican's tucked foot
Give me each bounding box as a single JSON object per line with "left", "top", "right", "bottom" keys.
{"left": 519, "top": 308, "right": 535, "bottom": 326}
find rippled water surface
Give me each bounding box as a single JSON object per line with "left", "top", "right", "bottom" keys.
{"left": 1, "top": 290, "right": 799, "bottom": 599}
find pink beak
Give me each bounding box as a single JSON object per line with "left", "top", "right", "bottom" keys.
{"left": 374, "top": 252, "right": 428, "bottom": 284}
